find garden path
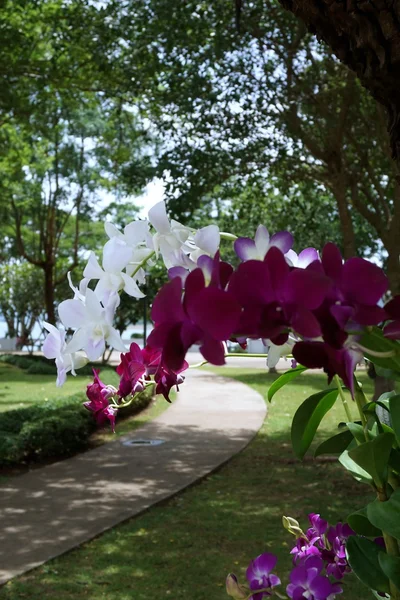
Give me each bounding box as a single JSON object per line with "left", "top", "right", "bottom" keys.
{"left": 0, "top": 368, "right": 266, "bottom": 585}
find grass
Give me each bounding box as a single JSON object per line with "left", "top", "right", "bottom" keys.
{"left": 0, "top": 367, "right": 374, "bottom": 600}
{"left": 0, "top": 362, "right": 98, "bottom": 412}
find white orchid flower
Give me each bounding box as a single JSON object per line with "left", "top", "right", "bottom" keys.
{"left": 67, "top": 272, "right": 89, "bottom": 301}
{"left": 147, "top": 201, "right": 192, "bottom": 264}
{"left": 59, "top": 289, "right": 126, "bottom": 361}
{"left": 105, "top": 218, "right": 149, "bottom": 247}
{"left": 42, "top": 322, "right": 88, "bottom": 386}
{"left": 264, "top": 337, "right": 296, "bottom": 369}
{"left": 285, "top": 248, "right": 319, "bottom": 268}
{"left": 83, "top": 237, "right": 145, "bottom": 303}
{"left": 234, "top": 225, "right": 294, "bottom": 262}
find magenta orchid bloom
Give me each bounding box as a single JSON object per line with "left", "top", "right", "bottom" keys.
{"left": 147, "top": 268, "right": 241, "bottom": 370}
{"left": 234, "top": 225, "right": 294, "bottom": 261}
{"left": 383, "top": 295, "right": 400, "bottom": 339}
{"left": 246, "top": 553, "right": 281, "bottom": 599}
{"left": 83, "top": 370, "right": 117, "bottom": 431}
{"left": 287, "top": 556, "right": 343, "bottom": 600}
{"left": 117, "top": 343, "right": 162, "bottom": 397}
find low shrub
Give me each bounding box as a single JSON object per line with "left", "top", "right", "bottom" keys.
{"left": 0, "top": 353, "right": 114, "bottom": 376}
{"left": 0, "top": 387, "right": 153, "bottom": 467}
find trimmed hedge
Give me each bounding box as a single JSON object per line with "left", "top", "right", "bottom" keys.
{"left": 0, "top": 353, "right": 110, "bottom": 376}
{"left": 0, "top": 387, "right": 153, "bottom": 467}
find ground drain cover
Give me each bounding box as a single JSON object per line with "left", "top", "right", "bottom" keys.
{"left": 122, "top": 438, "right": 165, "bottom": 447}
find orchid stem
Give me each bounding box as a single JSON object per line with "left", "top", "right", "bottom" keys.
{"left": 130, "top": 250, "right": 156, "bottom": 277}
{"left": 353, "top": 378, "right": 370, "bottom": 441}
{"left": 334, "top": 376, "right": 353, "bottom": 422}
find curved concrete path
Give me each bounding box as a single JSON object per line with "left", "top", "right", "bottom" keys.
{"left": 0, "top": 369, "right": 266, "bottom": 585}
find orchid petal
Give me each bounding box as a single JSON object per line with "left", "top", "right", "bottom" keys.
{"left": 65, "top": 328, "right": 88, "bottom": 355}
{"left": 270, "top": 230, "right": 294, "bottom": 254}
{"left": 102, "top": 237, "right": 132, "bottom": 273}
{"left": 124, "top": 219, "right": 149, "bottom": 245}
{"left": 194, "top": 224, "right": 220, "bottom": 256}
{"left": 58, "top": 299, "right": 86, "bottom": 329}
{"left": 148, "top": 201, "right": 170, "bottom": 234}
{"left": 106, "top": 327, "right": 127, "bottom": 352}
{"left": 104, "top": 221, "right": 123, "bottom": 239}
{"left": 83, "top": 252, "right": 104, "bottom": 280}
{"left": 341, "top": 257, "right": 388, "bottom": 305}
{"left": 297, "top": 247, "right": 319, "bottom": 268}
{"left": 120, "top": 272, "right": 145, "bottom": 298}
{"left": 254, "top": 225, "right": 270, "bottom": 257}
{"left": 234, "top": 237, "right": 259, "bottom": 261}
{"left": 85, "top": 288, "right": 104, "bottom": 321}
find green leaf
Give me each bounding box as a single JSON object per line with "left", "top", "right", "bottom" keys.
{"left": 339, "top": 449, "right": 373, "bottom": 484}
{"left": 314, "top": 428, "right": 353, "bottom": 457}
{"left": 291, "top": 389, "right": 337, "bottom": 459}
{"left": 346, "top": 535, "right": 390, "bottom": 593}
{"left": 347, "top": 508, "right": 382, "bottom": 537}
{"left": 267, "top": 365, "right": 307, "bottom": 402}
{"left": 349, "top": 433, "right": 394, "bottom": 487}
{"left": 389, "top": 395, "right": 400, "bottom": 446}
{"left": 379, "top": 553, "right": 400, "bottom": 591}
{"left": 367, "top": 489, "right": 400, "bottom": 540}
{"left": 360, "top": 328, "right": 400, "bottom": 372}
{"left": 346, "top": 422, "right": 366, "bottom": 444}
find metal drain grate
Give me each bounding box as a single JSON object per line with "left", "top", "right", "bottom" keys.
{"left": 122, "top": 438, "right": 165, "bottom": 447}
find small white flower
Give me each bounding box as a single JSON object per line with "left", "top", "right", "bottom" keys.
{"left": 147, "top": 201, "right": 192, "bottom": 265}
{"left": 42, "top": 322, "right": 88, "bottom": 386}
{"left": 83, "top": 237, "right": 145, "bottom": 303}
{"left": 59, "top": 289, "right": 126, "bottom": 361}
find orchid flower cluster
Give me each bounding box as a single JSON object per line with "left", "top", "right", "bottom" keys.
{"left": 43, "top": 200, "right": 400, "bottom": 598}
{"left": 226, "top": 513, "right": 360, "bottom": 600}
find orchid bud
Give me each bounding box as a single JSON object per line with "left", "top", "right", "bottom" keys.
{"left": 132, "top": 381, "right": 144, "bottom": 394}
{"left": 225, "top": 574, "right": 249, "bottom": 599}
{"left": 282, "top": 516, "right": 305, "bottom": 538}
{"left": 101, "top": 385, "right": 118, "bottom": 400}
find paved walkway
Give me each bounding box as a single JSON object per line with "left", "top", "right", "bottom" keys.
{"left": 0, "top": 369, "right": 266, "bottom": 585}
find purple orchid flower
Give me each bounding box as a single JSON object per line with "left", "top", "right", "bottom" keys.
{"left": 154, "top": 360, "right": 188, "bottom": 401}
{"left": 147, "top": 265, "right": 241, "bottom": 369}
{"left": 228, "top": 247, "right": 332, "bottom": 342}
{"left": 246, "top": 553, "right": 281, "bottom": 599}
{"left": 287, "top": 556, "right": 343, "bottom": 600}
{"left": 234, "top": 225, "right": 294, "bottom": 262}
{"left": 84, "top": 370, "right": 117, "bottom": 431}
{"left": 321, "top": 243, "right": 388, "bottom": 328}
{"left": 116, "top": 343, "right": 162, "bottom": 397}
{"left": 383, "top": 295, "right": 400, "bottom": 339}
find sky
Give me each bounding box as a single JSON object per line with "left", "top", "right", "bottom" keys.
{"left": 136, "top": 178, "right": 165, "bottom": 218}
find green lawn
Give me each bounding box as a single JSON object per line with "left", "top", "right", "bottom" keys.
{"left": 0, "top": 368, "right": 373, "bottom": 600}
{"left": 0, "top": 362, "right": 97, "bottom": 412}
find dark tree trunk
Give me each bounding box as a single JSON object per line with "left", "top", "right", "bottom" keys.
{"left": 278, "top": 0, "right": 400, "bottom": 161}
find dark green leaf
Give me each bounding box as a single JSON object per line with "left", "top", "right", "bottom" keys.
{"left": 291, "top": 389, "right": 337, "bottom": 459}
{"left": 379, "top": 553, "right": 400, "bottom": 591}
{"left": 367, "top": 489, "right": 400, "bottom": 540}
{"left": 347, "top": 422, "right": 366, "bottom": 444}
{"left": 349, "top": 433, "right": 394, "bottom": 487}
{"left": 360, "top": 328, "right": 400, "bottom": 372}
{"left": 346, "top": 536, "right": 390, "bottom": 593}
{"left": 339, "top": 450, "right": 373, "bottom": 484}
{"left": 389, "top": 395, "right": 400, "bottom": 446}
{"left": 347, "top": 508, "right": 382, "bottom": 537}
{"left": 267, "top": 366, "right": 307, "bottom": 402}
{"left": 314, "top": 428, "right": 353, "bottom": 457}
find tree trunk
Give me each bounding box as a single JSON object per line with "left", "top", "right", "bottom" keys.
{"left": 386, "top": 246, "right": 400, "bottom": 295}
{"left": 43, "top": 265, "right": 56, "bottom": 325}
{"left": 278, "top": 0, "right": 400, "bottom": 162}
{"left": 331, "top": 176, "right": 356, "bottom": 259}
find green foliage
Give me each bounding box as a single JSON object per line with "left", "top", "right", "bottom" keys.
{"left": 0, "top": 388, "right": 152, "bottom": 467}
{"left": 346, "top": 536, "right": 390, "bottom": 594}
{"left": 290, "top": 389, "right": 338, "bottom": 459}
{"left": 347, "top": 507, "right": 382, "bottom": 537}
{"left": 349, "top": 433, "right": 394, "bottom": 488}
{"left": 367, "top": 490, "right": 400, "bottom": 541}
{"left": 378, "top": 553, "right": 400, "bottom": 591}
{"left": 267, "top": 365, "right": 307, "bottom": 401}
{"left": 314, "top": 428, "right": 354, "bottom": 457}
